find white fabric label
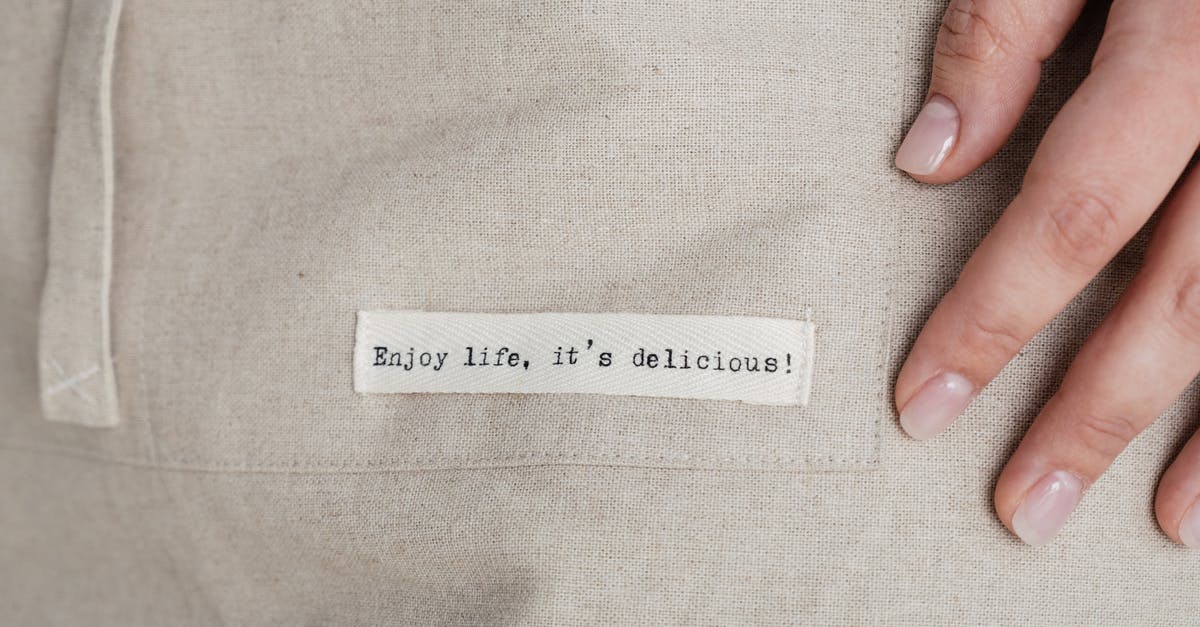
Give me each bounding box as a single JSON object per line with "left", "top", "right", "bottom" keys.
{"left": 354, "top": 311, "right": 815, "bottom": 406}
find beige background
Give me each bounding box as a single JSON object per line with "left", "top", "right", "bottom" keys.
{"left": 2, "top": 1, "right": 1197, "bottom": 623}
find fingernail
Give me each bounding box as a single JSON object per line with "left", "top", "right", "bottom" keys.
{"left": 898, "top": 372, "right": 974, "bottom": 440}
{"left": 895, "top": 94, "right": 959, "bottom": 176}
{"left": 1011, "top": 471, "right": 1084, "bottom": 547}
{"left": 1179, "top": 501, "right": 1200, "bottom": 549}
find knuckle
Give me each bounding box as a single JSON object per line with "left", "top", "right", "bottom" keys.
{"left": 1069, "top": 412, "right": 1142, "bottom": 459}
{"left": 956, "top": 307, "right": 1027, "bottom": 362}
{"left": 1165, "top": 272, "right": 1200, "bottom": 343}
{"left": 935, "top": 0, "right": 1020, "bottom": 67}
{"left": 1039, "top": 188, "right": 1124, "bottom": 273}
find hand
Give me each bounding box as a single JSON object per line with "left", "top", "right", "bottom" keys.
{"left": 894, "top": 0, "right": 1200, "bottom": 546}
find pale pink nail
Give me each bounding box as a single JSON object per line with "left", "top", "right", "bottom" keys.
{"left": 899, "top": 372, "right": 974, "bottom": 440}
{"left": 1179, "top": 501, "right": 1200, "bottom": 549}
{"left": 895, "top": 95, "right": 959, "bottom": 175}
{"left": 1011, "top": 471, "right": 1084, "bottom": 547}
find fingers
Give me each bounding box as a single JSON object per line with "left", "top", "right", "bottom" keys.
{"left": 895, "top": 3, "right": 1200, "bottom": 441}
{"left": 994, "top": 165, "right": 1200, "bottom": 545}
{"left": 1157, "top": 424, "right": 1200, "bottom": 549}
{"left": 1155, "top": 168, "right": 1200, "bottom": 548}
{"left": 895, "top": 0, "right": 1086, "bottom": 181}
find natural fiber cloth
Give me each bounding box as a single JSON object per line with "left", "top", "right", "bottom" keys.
{"left": 2, "top": 1, "right": 1196, "bottom": 623}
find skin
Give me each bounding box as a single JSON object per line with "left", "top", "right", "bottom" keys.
{"left": 894, "top": 0, "right": 1200, "bottom": 545}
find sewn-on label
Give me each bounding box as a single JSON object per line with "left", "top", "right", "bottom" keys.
{"left": 354, "top": 311, "right": 815, "bottom": 406}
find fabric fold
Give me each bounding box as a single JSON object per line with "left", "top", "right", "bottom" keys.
{"left": 38, "top": 0, "right": 125, "bottom": 427}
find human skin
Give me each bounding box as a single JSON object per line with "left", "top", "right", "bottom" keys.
{"left": 893, "top": 0, "right": 1200, "bottom": 546}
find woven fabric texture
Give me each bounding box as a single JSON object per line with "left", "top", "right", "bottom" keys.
{"left": 2, "top": 1, "right": 1197, "bottom": 624}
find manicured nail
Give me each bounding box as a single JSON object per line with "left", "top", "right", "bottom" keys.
{"left": 1179, "top": 501, "right": 1200, "bottom": 549}
{"left": 895, "top": 94, "right": 959, "bottom": 176}
{"left": 1011, "top": 471, "right": 1083, "bottom": 547}
{"left": 898, "top": 372, "right": 974, "bottom": 440}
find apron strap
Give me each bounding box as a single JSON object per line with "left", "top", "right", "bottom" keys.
{"left": 38, "top": 0, "right": 125, "bottom": 427}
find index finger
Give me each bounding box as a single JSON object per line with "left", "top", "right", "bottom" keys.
{"left": 894, "top": 9, "right": 1200, "bottom": 440}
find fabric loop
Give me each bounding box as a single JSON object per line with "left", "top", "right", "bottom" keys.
{"left": 38, "top": 0, "right": 125, "bottom": 427}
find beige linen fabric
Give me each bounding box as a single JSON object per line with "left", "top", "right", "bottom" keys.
{"left": 2, "top": 0, "right": 1198, "bottom": 624}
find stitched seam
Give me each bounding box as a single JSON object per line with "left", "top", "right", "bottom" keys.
{"left": 0, "top": 440, "right": 880, "bottom": 475}
{"left": 868, "top": 0, "right": 913, "bottom": 465}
